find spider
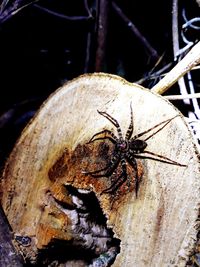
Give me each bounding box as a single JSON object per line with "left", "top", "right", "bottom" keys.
{"left": 84, "top": 104, "right": 186, "bottom": 196}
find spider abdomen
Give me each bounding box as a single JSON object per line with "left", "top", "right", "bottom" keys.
{"left": 129, "top": 139, "right": 147, "bottom": 153}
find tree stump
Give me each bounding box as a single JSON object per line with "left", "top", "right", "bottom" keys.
{"left": 0, "top": 73, "right": 199, "bottom": 266}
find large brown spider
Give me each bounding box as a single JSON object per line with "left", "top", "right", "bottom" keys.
{"left": 85, "top": 104, "right": 186, "bottom": 196}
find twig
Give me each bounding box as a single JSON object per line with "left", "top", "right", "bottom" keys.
{"left": 0, "top": 0, "right": 39, "bottom": 24}
{"left": 165, "top": 93, "right": 200, "bottom": 100}
{"left": 0, "top": 0, "right": 10, "bottom": 14}
{"left": 182, "top": 8, "right": 200, "bottom": 30}
{"left": 84, "top": 0, "right": 93, "bottom": 18}
{"left": 171, "top": 0, "right": 191, "bottom": 105}
{"left": 151, "top": 41, "right": 200, "bottom": 94}
{"left": 136, "top": 62, "right": 172, "bottom": 85}
{"left": 33, "top": 3, "right": 93, "bottom": 21}
{"left": 84, "top": 32, "right": 92, "bottom": 72}
{"left": 172, "top": 0, "right": 179, "bottom": 59}
{"left": 95, "top": 0, "right": 109, "bottom": 71}
{"left": 180, "top": 7, "right": 200, "bottom": 120}
{"left": 187, "top": 71, "right": 200, "bottom": 119}
{"left": 112, "top": 1, "right": 159, "bottom": 62}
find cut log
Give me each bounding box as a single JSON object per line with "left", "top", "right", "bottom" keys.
{"left": 0, "top": 73, "right": 199, "bottom": 266}
{"left": 0, "top": 206, "right": 23, "bottom": 267}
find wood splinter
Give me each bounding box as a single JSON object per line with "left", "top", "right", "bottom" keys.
{"left": 0, "top": 73, "right": 199, "bottom": 266}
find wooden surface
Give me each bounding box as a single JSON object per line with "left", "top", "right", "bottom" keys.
{"left": 0, "top": 73, "right": 199, "bottom": 266}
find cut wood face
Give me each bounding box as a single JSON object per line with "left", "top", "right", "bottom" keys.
{"left": 0, "top": 73, "right": 199, "bottom": 266}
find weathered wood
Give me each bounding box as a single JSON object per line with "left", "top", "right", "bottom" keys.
{"left": 0, "top": 73, "right": 199, "bottom": 266}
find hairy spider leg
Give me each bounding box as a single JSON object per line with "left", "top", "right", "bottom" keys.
{"left": 125, "top": 103, "right": 134, "bottom": 140}
{"left": 87, "top": 129, "right": 118, "bottom": 144}
{"left": 135, "top": 151, "right": 187, "bottom": 167}
{"left": 133, "top": 115, "right": 179, "bottom": 141}
{"left": 144, "top": 115, "right": 180, "bottom": 141}
{"left": 84, "top": 153, "right": 121, "bottom": 177}
{"left": 98, "top": 110, "right": 123, "bottom": 140}
{"left": 126, "top": 157, "right": 139, "bottom": 197}
{"left": 101, "top": 158, "right": 128, "bottom": 194}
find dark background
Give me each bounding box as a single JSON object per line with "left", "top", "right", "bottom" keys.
{"left": 0, "top": 0, "right": 199, "bottom": 164}
{"left": 0, "top": 0, "right": 174, "bottom": 109}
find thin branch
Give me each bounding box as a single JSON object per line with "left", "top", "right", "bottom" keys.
{"left": 84, "top": 0, "right": 93, "bottom": 18}
{"left": 83, "top": 0, "right": 94, "bottom": 71}
{"left": 187, "top": 71, "right": 200, "bottom": 119}
{"left": 112, "top": 1, "right": 159, "bottom": 62}
{"left": 151, "top": 41, "right": 200, "bottom": 94}
{"left": 165, "top": 93, "right": 200, "bottom": 100}
{"left": 171, "top": 0, "right": 191, "bottom": 105}
{"left": 0, "top": 0, "right": 39, "bottom": 23}
{"left": 33, "top": 3, "right": 93, "bottom": 21}
{"left": 95, "top": 0, "right": 109, "bottom": 71}
{"left": 182, "top": 8, "right": 200, "bottom": 30}
{"left": 172, "top": 0, "right": 179, "bottom": 59}
{"left": 84, "top": 32, "right": 92, "bottom": 72}
{"left": 0, "top": 0, "right": 10, "bottom": 13}
{"left": 136, "top": 62, "right": 172, "bottom": 85}
{"left": 0, "top": 0, "right": 94, "bottom": 23}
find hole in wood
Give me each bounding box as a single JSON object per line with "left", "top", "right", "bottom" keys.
{"left": 26, "top": 185, "right": 121, "bottom": 266}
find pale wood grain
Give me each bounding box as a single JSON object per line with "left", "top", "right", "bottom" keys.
{"left": 0, "top": 73, "right": 199, "bottom": 266}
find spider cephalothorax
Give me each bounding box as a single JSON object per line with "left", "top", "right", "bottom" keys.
{"left": 85, "top": 104, "right": 186, "bottom": 196}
